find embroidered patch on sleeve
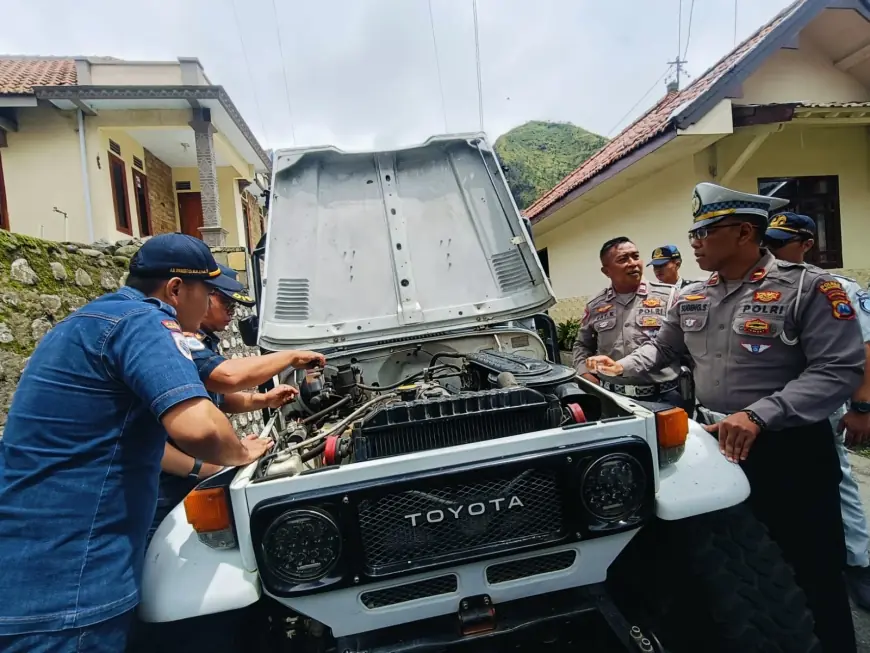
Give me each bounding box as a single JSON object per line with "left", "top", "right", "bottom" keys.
{"left": 819, "top": 280, "right": 845, "bottom": 295}
{"left": 753, "top": 291, "right": 781, "bottom": 303}
{"left": 830, "top": 298, "right": 856, "bottom": 320}
{"left": 161, "top": 319, "right": 181, "bottom": 332}
{"left": 171, "top": 331, "right": 193, "bottom": 361}
{"left": 858, "top": 290, "right": 870, "bottom": 315}
{"left": 186, "top": 336, "right": 206, "bottom": 351}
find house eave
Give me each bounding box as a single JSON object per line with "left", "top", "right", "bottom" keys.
{"left": 31, "top": 84, "right": 271, "bottom": 172}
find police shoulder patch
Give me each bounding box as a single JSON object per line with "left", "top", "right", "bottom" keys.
{"left": 162, "top": 319, "right": 181, "bottom": 332}
{"left": 819, "top": 280, "right": 844, "bottom": 295}
{"left": 858, "top": 290, "right": 870, "bottom": 315}
{"left": 831, "top": 298, "right": 856, "bottom": 321}
{"left": 171, "top": 331, "right": 193, "bottom": 361}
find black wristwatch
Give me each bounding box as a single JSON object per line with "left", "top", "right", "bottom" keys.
{"left": 188, "top": 458, "right": 204, "bottom": 480}
{"left": 743, "top": 409, "right": 767, "bottom": 431}
{"left": 852, "top": 401, "right": 870, "bottom": 415}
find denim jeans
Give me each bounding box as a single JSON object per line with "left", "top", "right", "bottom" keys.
{"left": 0, "top": 610, "right": 133, "bottom": 653}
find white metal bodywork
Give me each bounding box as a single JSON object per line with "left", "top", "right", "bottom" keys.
{"left": 139, "top": 416, "right": 750, "bottom": 630}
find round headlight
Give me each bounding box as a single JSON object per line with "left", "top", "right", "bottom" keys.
{"left": 581, "top": 453, "right": 646, "bottom": 522}
{"left": 262, "top": 508, "right": 342, "bottom": 583}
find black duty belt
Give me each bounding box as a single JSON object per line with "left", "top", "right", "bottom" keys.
{"left": 597, "top": 378, "right": 679, "bottom": 398}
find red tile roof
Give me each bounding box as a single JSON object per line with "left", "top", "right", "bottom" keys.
{"left": 525, "top": 0, "right": 808, "bottom": 221}
{"left": 0, "top": 58, "right": 77, "bottom": 95}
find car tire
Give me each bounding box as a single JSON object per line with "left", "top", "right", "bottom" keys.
{"left": 608, "top": 503, "right": 821, "bottom": 653}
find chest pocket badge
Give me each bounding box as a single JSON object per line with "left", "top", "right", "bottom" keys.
{"left": 734, "top": 317, "right": 784, "bottom": 338}
{"left": 681, "top": 313, "right": 708, "bottom": 332}
{"left": 593, "top": 319, "right": 616, "bottom": 332}
{"left": 637, "top": 314, "right": 663, "bottom": 329}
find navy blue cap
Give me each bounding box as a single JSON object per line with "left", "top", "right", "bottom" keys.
{"left": 209, "top": 264, "right": 256, "bottom": 306}
{"left": 765, "top": 212, "right": 816, "bottom": 240}
{"left": 129, "top": 233, "right": 221, "bottom": 281}
{"left": 647, "top": 245, "right": 681, "bottom": 267}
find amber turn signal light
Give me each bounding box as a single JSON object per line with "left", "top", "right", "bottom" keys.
{"left": 656, "top": 407, "right": 689, "bottom": 449}
{"left": 184, "top": 487, "right": 232, "bottom": 533}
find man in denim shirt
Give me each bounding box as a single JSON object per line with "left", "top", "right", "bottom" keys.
{"left": 149, "top": 264, "right": 323, "bottom": 546}
{"left": 0, "top": 234, "right": 272, "bottom": 653}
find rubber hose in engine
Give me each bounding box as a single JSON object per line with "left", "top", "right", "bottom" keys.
{"left": 300, "top": 441, "right": 327, "bottom": 463}
{"left": 301, "top": 394, "right": 352, "bottom": 425}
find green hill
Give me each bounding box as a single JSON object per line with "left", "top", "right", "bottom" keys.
{"left": 494, "top": 121, "right": 608, "bottom": 211}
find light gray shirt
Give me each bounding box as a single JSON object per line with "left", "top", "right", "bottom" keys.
{"left": 619, "top": 251, "right": 864, "bottom": 429}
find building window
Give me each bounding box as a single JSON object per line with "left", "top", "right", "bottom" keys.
{"left": 108, "top": 153, "right": 132, "bottom": 235}
{"left": 537, "top": 247, "right": 550, "bottom": 277}
{"left": 0, "top": 150, "right": 8, "bottom": 231}
{"left": 758, "top": 176, "right": 842, "bottom": 268}
{"left": 132, "top": 169, "right": 152, "bottom": 237}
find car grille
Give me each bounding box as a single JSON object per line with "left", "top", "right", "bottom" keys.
{"left": 357, "top": 468, "right": 563, "bottom": 575}
{"left": 486, "top": 550, "right": 577, "bottom": 584}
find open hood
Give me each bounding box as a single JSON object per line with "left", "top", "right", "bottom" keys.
{"left": 258, "top": 134, "right": 554, "bottom": 351}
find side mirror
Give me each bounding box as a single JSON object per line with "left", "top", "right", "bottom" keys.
{"left": 239, "top": 314, "right": 259, "bottom": 347}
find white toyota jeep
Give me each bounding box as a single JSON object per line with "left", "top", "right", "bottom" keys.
{"left": 140, "top": 135, "right": 820, "bottom": 653}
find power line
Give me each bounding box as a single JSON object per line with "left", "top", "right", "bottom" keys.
{"left": 472, "top": 0, "right": 484, "bottom": 132}
{"left": 427, "top": 0, "right": 449, "bottom": 132}
{"left": 733, "top": 0, "right": 739, "bottom": 47}
{"left": 226, "top": 0, "right": 269, "bottom": 145}
{"left": 683, "top": 0, "right": 696, "bottom": 60}
{"left": 606, "top": 65, "right": 673, "bottom": 137}
{"left": 270, "top": 0, "right": 297, "bottom": 146}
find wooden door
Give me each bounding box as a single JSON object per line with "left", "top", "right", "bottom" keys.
{"left": 177, "top": 192, "right": 203, "bottom": 239}
{"left": 132, "top": 169, "right": 152, "bottom": 237}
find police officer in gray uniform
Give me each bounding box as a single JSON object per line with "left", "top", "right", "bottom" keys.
{"left": 587, "top": 183, "right": 864, "bottom": 652}
{"left": 573, "top": 236, "right": 684, "bottom": 407}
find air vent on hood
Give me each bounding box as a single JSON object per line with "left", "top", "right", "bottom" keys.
{"left": 491, "top": 249, "right": 532, "bottom": 293}
{"left": 274, "top": 278, "right": 310, "bottom": 321}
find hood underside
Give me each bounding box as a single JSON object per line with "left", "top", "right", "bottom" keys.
{"left": 258, "top": 133, "right": 554, "bottom": 350}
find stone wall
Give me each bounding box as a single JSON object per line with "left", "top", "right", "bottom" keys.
{"left": 143, "top": 149, "right": 177, "bottom": 235}
{"left": 0, "top": 232, "right": 264, "bottom": 438}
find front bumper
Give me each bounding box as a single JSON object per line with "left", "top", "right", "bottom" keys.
{"left": 334, "top": 583, "right": 658, "bottom": 653}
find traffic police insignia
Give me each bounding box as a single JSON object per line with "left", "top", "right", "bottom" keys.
{"left": 171, "top": 331, "right": 193, "bottom": 361}
{"left": 753, "top": 291, "right": 781, "bottom": 303}
{"left": 769, "top": 214, "right": 788, "bottom": 228}
{"left": 749, "top": 268, "right": 768, "bottom": 282}
{"left": 742, "top": 319, "right": 771, "bottom": 335}
{"left": 161, "top": 319, "right": 181, "bottom": 332}
{"left": 691, "top": 190, "right": 702, "bottom": 217}
{"left": 858, "top": 290, "right": 870, "bottom": 315}
{"left": 741, "top": 343, "right": 771, "bottom": 354}
{"left": 643, "top": 298, "right": 662, "bottom": 308}
{"left": 652, "top": 248, "right": 664, "bottom": 259}
{"left": 684, "top": 294, "right": 706, "bottom": 301}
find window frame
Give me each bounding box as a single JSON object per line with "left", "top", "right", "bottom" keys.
{"left": 108, "top": 152, "right": 133, "bottom": 236}
{"left": 757, "top": 175, "right": 842, "bottom": 269}
{"left": 131, "top": 168, "right": 152, "bottom": 237}
{"left": 0, "top": 150, "right": 8, "bottom": 231}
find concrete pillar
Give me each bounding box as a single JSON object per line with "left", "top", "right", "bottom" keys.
{"left": 189, "top": 108, "right": 227, "bottom": 246}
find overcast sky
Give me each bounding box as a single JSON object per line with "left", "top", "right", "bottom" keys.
{"left": 1, "top": 0, "right": 794, "bottom": 150}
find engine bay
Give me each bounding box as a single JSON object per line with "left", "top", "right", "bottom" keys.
{"left": 254, "top": 348, "right": 602, "bottom": 482}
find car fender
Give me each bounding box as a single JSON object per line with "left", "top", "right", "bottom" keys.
{"left": 139, "top": 501, "right": 261, "bottom": 623}
{"left": 655, "top": 420, "right": 750, "bottom": 520}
